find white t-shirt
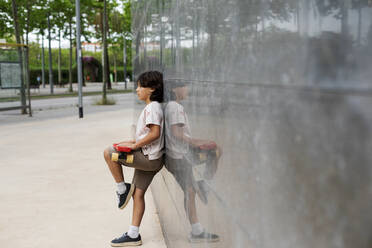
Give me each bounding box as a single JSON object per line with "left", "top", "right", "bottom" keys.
{"left": 164, "top": 101, "right": 191, "bottom": 159}
{"left": 135, "top": 101, "right": 164, "bottom": 160}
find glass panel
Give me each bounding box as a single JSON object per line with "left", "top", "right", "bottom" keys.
{"left": 132, "top": 1, "right": 372, "bottom": 247}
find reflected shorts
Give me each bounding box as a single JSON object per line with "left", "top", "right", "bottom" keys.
{"left": 165, "top": 155, "right": 195, "bottom": 192}
{"left": 108, "top": 147, "right": 163, "bottom": 190}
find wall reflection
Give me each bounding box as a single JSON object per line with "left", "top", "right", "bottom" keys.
{"left": 164, "top": 80, "right": 221, "bottom": 243}
{"left": 132, "top": 0, "right": 372, "bottom": 247}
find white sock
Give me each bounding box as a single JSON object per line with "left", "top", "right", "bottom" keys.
{"left": 117, "top": 182, "right": 127, "bottom": 194}
{"left": 191, "top": 222, "right": 204, "bottom": 235}
{"left": 128, "top": 225, "right": 139, "bottom": 238}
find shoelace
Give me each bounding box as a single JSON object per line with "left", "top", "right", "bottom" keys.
{"left": 113, "top": 233, "right": 127, "bottom": 241}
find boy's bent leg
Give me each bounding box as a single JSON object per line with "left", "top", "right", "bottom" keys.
{"left": 104, "top": 147, "right": 135, "bottom": 209}
{"left": 104, "top": 147, "right": 124, "bottom": 183}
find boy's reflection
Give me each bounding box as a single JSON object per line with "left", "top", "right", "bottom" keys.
{"left": 164, "top": 81, "right": 220, "bottom": 243}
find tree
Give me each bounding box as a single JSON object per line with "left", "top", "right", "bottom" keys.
{"left": 10, "top": 0, "right": 26, "bottom": 113}
{"left": 10, "top": 0, "right": 41, "bottom": 111}
{"left": 102, "top": 0, "right": 109, "bottom": 102}
{"left": 110, "top": 0, "right": 131, "bottom": 87}
{"left": 64, "top": 0, "right": 75, "bottom": 92}
{"left": 351, "top": 0, "right": 370, "bottom": 45}
{"left": 50, "top": 0, "right": 66, "bottom": 87}
{"left": 33, "top": 0, "right": 48, "bottom": 88}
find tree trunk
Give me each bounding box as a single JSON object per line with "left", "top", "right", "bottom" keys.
{"left": 114, "top": 52, "right": 117, "bottom": 83}
{"left": 171, "top": 22, "right": 175, "bottom": 66}
{"left": 69, "top": 21, "right": 73, "bottom": 92}
{"left": 41, "top": 34, "right": 46, "bottom": 88}
{"left": 58, "top": 29, "right": 62, "bottom": 87}
{"left": 48, "top": 14, "right": 54, "bottom": 94}
{"left": 25, "top": 1, "right": 31, "bottom": 116}
{"left": 160, "top": 0, "right": 165, "bottom": 67}
{"left": 134, "top": 31, "right": 140, "bottom": 81}
{"left": 102, "top": 0, "right": 108, "bottom": 102}
{"left": 144, "top": 24, "right": 148, "bottom": 70}
{"left": 105, "top": 5, "right": 111, "bottom": 90}
{"left": 123, "top": 35, "right": 127, "bottom": 89}
{"left": 357, "top": 5, "right": 362, "bottom": 46}
{"left": 341, "top": 0, "right": 350, "bottom": 36}
{"left": 260, "top": 0, "right": 265, "bottom": 38}
{"left": 296, "top": 0, "right": 300, "bottom": 34}
{"left": 191, "top": 7, "right": 195, "bottom": 63}
{"left": 11, "top": 0, "right": 26, "bottom": 114}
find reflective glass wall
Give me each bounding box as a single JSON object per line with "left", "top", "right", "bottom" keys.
{"left": 132, "top": 0, "right": 372, "bottom": 247}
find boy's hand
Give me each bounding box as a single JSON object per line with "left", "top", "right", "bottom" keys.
{"left": 125, "top": 143, "right": 138, "bottom": 150}
{"left": 191, "top": 139, "right": 215, "bottom": 148}
{"left": 116, "top": 141, "right": 134, "bottom": 146}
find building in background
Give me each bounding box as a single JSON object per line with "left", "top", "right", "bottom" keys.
{"left": 82, "top": 42, "right": 102, "bottom": 52}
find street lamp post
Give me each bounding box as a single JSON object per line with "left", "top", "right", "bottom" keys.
{"left": 75, "top": 0, "right": 83, "bottom": 118}
{"left": 47, "top": 14, "right": 54, "bottom": 94}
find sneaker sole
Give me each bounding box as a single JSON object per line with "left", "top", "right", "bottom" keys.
{"left": 110, "top": 240, "right": 142, "bottom": 247}
{"left": 119, "top": 184, "right": 135, "bottom": 210}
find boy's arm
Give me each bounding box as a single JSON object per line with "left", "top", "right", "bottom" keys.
{"left": 117, "top": 140, "right": 135, "bottom": 145}
{"left": 171, "top": 124, "right": 210, "bottom": 147}
{"left": 172, "top": 123, "right": 221, "bottom": 158}
{"left": 124, "top": 124, "right": 160, "bottom": 150}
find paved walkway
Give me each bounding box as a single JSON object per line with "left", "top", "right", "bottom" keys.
{"left": 0, "top": 108, "right": 166, "bottom": 248}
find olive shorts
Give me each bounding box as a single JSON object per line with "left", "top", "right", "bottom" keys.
{"left": 165, "top": 155, "right": 195, "bottom": 192}
{"left": 108, "top": 146, "right": 164, "bottom": 190}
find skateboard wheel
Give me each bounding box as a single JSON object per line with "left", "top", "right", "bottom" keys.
{"left": 112, "top": 152, "right": 119, "bottom": 162}
{"left": 199, "top": 153, "right": 207, "bottom": 161}
{"left": 126, "top": 154, "right": 134, "bottom": 163}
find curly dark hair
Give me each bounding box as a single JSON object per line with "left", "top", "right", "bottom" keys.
{"left": 164, "top": 80, "right": 187, "bottom": 101}
{"left": 137, "top": 71, "right": 164, "bottom": 103}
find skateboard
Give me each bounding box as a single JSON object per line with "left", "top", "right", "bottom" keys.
{"left": 186, "top": 141, "right": 219, "bottom": 204}
{"left": 111, "top": 143, "right": 134, "bottom": 163}
{"left": 189, "top": 141, "right": 219, "bottom": 165}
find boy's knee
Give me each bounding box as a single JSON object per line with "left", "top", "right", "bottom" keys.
{"left": 186, "top": 187, "right": 196, "bottom": 197}
{"left": 103, "top": 147, "right": 111, "bottom": 160}
{"left": 133, "top": 188, "right": 145, "bottom": 199}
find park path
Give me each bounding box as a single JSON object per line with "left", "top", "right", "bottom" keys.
{"left": 0, "top": 108, "right": 166, "bottom": 248}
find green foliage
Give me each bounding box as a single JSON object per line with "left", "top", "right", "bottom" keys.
{"left": 29, "top": 68, "right": 77, "bottom": 86}
{"left": 29, "top": 43, "right": 73, "bottom": 69}
{"left": 112, "top": 67, "right": 132, "bottom": 81}
{"left": 29, "top": 65, "right": 132, "bottom": 85}
{"left": 28, "top": 44, "right": 132, "bottom": 71}
{"left": 2, "top": 0, "right": 133, "bottom": 92}
{"left": 0, "top": 49, "right": 18, "bottom": 62}
{"left": 0, "top": 0, "right": 12, "bottom": 38}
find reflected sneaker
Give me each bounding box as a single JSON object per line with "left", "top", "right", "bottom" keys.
{"left": 189, "top": 231, "right": 219, "bottom": 243}
{"left": 117, "top": 183, "right": 135, "bottom": 209}
{"left": 110, "top": 232, "right": 142, "bottom": 247}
